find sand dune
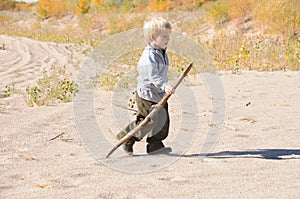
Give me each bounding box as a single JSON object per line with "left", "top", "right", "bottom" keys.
{"left": 0, "top": 35, "right": 300, "bottom": 198}
{"left": 0, "top": 35, "right": 86, "bottom": 88}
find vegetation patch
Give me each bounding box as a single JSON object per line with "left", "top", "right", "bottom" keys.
{"left": 25, "top": 66, "right": 78, "bottom": 106}
{"left": 0, "top": 83, "right": 15, "bottom": 99}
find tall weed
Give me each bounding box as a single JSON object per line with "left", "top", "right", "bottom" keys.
{"left": 251, "top": 0, "right": 299, "bottom": 35}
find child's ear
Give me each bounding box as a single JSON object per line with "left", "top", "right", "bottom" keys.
{"left": 151, "top": 34, "right": 157, "bottom": 42}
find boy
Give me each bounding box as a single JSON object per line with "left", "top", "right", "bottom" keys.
{"left": 117, "top": 17, "right": 174, "bottom": 155}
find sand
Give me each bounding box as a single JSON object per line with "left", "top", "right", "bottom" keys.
{"left": 0, "top": 34, "right": 299, "bottom": 198}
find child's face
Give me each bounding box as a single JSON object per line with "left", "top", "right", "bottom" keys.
{"left": 152, "top": 30, "right": 171, "bottom": 49}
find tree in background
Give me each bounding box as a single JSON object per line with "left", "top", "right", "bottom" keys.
{"left": 38, "top": 0, "right": 73, "bottom": 19}
{"left": 76, "top": 0, "right": 91, "bottom": 16}
{"left": 0, "top": 0, "right": 16, "bottom": 11}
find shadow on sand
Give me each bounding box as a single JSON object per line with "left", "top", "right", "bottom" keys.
{"left": 171, "top": 149, "right": 300, "bottom": 160}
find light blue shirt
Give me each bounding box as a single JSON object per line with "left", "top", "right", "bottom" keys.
{"left": 137, "top": 44, "right": 169, "bottom": 103}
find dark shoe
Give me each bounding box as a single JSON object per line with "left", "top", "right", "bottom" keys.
{"left": 147, "top": 147, "right": 172, "bottom": 155}
{"left": 146, "top": 142, "right": 171, "bottom": 154}
{"left": 122, "top": 139, "right": 135, "bottom": 155}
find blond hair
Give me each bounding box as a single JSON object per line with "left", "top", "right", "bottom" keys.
{"left": 143, "top": 17, "right": 172, "bottom": 43}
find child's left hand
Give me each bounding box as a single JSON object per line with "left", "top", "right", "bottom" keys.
{"left": 165, "top": 85, "right": 175, "bottom": 94}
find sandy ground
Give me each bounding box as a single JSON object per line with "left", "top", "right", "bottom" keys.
{"left": 0, "top": 35, "right": 300, "bottom": 198}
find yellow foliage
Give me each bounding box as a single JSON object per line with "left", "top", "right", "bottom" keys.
{"left": 76, "top": 0, "right": 104, "bottom": 16}
{"left": 148, "top": 0, "right": 171, "bottom": 12}
{"left": 76, "top": 0, "right": 90, "bottom": 16}
{"left": 91, "top": 0, "right": 104, "bottom": 4}
{"left": 38, "top": 0, "right": 72, "bottom": 19}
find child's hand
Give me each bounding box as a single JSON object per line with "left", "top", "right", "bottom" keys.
{"left": 165, "top": 85, "right": 175, "bottom": 94}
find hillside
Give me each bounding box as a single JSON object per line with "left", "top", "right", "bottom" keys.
{"left": 0, "top": 1, "right": 300, "bottom": 198}
{"left": 1, "top": 0, "right": 299, "bottom": 72}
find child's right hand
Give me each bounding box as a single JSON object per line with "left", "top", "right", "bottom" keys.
{"left": 165, "top": 85, "right": 175, "bottom": 95}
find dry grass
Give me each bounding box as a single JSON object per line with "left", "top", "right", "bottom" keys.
{"left": 251, "top": 0, "right": 300, "bottom": 35}
{"left": 0, "top": 0, "right": 299, "bottom": 73}
{"left": 204, "top": 0, "right": 299, "bottom": 35}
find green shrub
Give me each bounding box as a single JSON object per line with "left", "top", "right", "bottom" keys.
{"left": 25, "top": 66, "right": 78, "bottom": 106}
{"left": 0, "top": 84, "right": 14, "bottom": 98}
{"left": 205, "top": 0, "right": 230, "bottom": 24}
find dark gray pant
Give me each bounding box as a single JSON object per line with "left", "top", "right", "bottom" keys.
{"left": 117, "top": 93, "right": 170, "bottom": 149}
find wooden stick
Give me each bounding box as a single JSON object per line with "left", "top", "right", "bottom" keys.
{"left": 106, "top": 62, "right": 193, "bottom": 158}
{"left": 49, "top": 132, "right": 65, "bottom": 141}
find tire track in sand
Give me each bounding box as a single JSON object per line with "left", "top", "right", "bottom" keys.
{"left": 0, "top": 35, "right": 85, "bottom": 88}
